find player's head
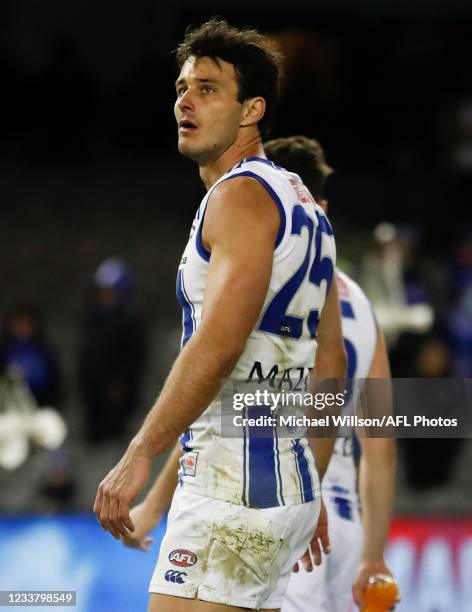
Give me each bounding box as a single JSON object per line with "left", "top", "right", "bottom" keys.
{"left": 175, "top": 19, "right": 283, "bottom": 164}
{"left": 264, "top": 135, "right": 334, "bottom": 210}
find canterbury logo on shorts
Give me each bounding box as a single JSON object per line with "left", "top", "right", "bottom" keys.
{"left": 164, "top": 570, "right": 187, "bottom": 584}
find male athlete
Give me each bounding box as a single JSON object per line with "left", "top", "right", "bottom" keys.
{"left": 121, "top": 137, "right": 397, "bottom": 611}
{"left": 265, "top": 136, "right": 396, "bottom": 612}
{"left": 94, "top": 20, "right": 346, "bottom": 612}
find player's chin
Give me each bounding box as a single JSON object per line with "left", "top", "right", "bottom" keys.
{"left": 178, "top": 140, "right": 203, "bottom": 162}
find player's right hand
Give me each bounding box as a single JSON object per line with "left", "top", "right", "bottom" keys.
{"left": 352, "top": 561, "right": 397, "bottom": 609}
{"left": 120, "top": 501, "right": 160, "bottom": 552}
{"left": 93, "top": 444, "right": 152, "bottom": 540}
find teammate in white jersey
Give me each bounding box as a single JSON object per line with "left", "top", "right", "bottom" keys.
{"left": 94, "top": 21, "right": 346, "bottom": 612}
{"left": 264, "top": 136, "right": 396, "bottom": 611}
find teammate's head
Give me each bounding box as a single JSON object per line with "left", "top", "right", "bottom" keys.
{"left": 264, "top": 135, "right": 334, "bottom": 209}
{"left": 175, "top": 19, "right": 283, "bottom": 163}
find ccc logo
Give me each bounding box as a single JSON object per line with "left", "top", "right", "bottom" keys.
{"left": 165, "top": 570, "right": 187, "bottom": 584}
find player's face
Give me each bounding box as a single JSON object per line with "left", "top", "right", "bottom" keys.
{"left": 174, "top": 56, "right": 244, "bottom": 164}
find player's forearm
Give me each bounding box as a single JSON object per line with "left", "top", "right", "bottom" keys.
{"left": 144, "top": 442, "right": 183, "bottom": 516}
{"left": 307, "top": 437, "right": 336, "bottom": 482}
{"left": 131, "top": 329, "right": 243, "bottom": 458}
{"left": 312, "top": 346, "right": 347, "bottom": 381}
{"left": 359, "top": 439, "right": 396, "bottom": 561}
{"left": 308, "top": 339, "right": 346, "bottom": 482}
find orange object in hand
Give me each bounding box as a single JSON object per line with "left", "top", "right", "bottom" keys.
{"left": 362, "top": 574, "right": 399, "bottom": 611}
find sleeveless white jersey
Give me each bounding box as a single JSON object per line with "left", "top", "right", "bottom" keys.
{"left": 176, "top": 156, "right": 336, "bottom": 508}
{"left": 322, "top": 269, "right": 378, "bottom": 503}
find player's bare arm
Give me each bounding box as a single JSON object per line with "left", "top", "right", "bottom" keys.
{"left": 94, "top": 176, "right": 280, "bottom": 539}
{"left": 352, "top": 331, "right": 396, "bottom": 609}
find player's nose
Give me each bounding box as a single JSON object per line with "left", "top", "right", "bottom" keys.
{"left": 177, "top": 88, "right": 195, "bottom": 113}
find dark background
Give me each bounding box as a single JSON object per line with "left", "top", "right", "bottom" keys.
{"left": 0, "top": 0, "right": 471, "bottom": 513}
{"left": 2, "top": 0, "right": 471, "bottom": 311}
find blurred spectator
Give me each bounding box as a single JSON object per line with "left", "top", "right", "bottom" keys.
{"left": 400, "top": 331, "right": 463, "bottom": 490}
{"left": 438, "top": 95, "right": 472, "bottom": 175}
{"left": 78, "top": 258, "right": 147, "bottom": 444}
{"left": 0, "top": 303, "right": 62, "bottom": 408}
{"left": 360, "top": 222, "right": 434, "bottom": 349}
{"left": 0, "top": 304, "right": 74, "bottom": 507}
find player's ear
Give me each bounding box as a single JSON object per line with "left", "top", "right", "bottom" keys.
{"left": 240, "top": 97, "right": 266, "bottom": 128}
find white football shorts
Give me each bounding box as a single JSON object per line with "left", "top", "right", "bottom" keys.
{"left": 282, "top": 493, "right": 362, "bottom": 612}
{"left": 149, "top": 486, "right": 321, "bottom": 609}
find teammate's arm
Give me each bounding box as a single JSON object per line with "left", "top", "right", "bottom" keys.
{"left": 352, "top": 331, "right": 396, "bottom": 609}
{"left": 308, "top": 277, "right": 347, "bottom": 481}
{"left": 298, "top": 277, "right": 346, "bottom": 570}
{"left": 94, "top": 177, "right": 280, "bottom": 538}
{"left": 121, "top": 442, "right": 182, "bottom": 551}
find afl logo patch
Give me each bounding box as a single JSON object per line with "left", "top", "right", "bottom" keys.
{"left": 169, "top": 549, "right": 197, "bottom": 567}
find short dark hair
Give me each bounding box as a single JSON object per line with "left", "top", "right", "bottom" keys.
{"left": 264, "top": 135, "right": 334, "bottom": 200}
{"left": 176, "top": 18, "right": 283, "bottom": 138}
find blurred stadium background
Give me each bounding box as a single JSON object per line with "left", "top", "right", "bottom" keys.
{"left": 1, "top": 0, "right": 471, "bottom": 610}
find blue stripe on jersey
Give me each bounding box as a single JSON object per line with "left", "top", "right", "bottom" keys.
{"left": 242, "top": 408, "right": 248, "bottom": 506}
{"left": 307, "top": 309, "right": 320, "bottom": 338}
{"left": 179, "top": 429, "right": 192, "bottom": 451}
{"left": 176, "top": 270, "right": 195, "bottom": 346}
{"left": 195, "top": 209, "right": 211, "bottom": 262}
{"left": 315, "top": 210, "right": 334, "bottom": 236}
{"left": 247, "top": 405, "right": 279, "bottom": 508}
{"left": 220, "top": 171, "right": 287, "bottom": 249}
{"left": 341, "top": 299, "right": 355, "bottom": 319}
{"left": 291, "top": 441, "right": 304, "bottom": 501}
{"left": 291, "top": 440, "right": 314, "bottom": 502}
{"left": 244, "top": 156, "right": 279, "bottom": 170}
{"left": 274, "top": 426, "right": 285, "bottom": 505}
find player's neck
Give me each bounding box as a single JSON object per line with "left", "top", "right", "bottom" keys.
{"left": 199, "top": 132, "right": 265, "bottom": 190}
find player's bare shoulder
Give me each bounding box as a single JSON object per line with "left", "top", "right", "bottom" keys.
{"left": 202, "top": 175, "right": 280, "bottom": 249}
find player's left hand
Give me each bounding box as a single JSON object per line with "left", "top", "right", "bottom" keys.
{"left": 293, "top": 497, "right": 330, "bottom": 573}
{"left": 352, "top": 560, "right": 396, "bottom": 609}
{"left": 93, "top": 444, "right": 152, "bottom": 540}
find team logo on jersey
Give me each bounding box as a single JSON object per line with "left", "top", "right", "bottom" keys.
{"left": 289, "top": 177, "right": 316, "bottom": 205}
{"left": 169, "top": 549, "right": 197, "bottom": 567}
{"left": 182, "top": 451, "right": 198, "bottom": 477}
{"left": 164, "top": 570, "right": 187, "bottom": 584}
